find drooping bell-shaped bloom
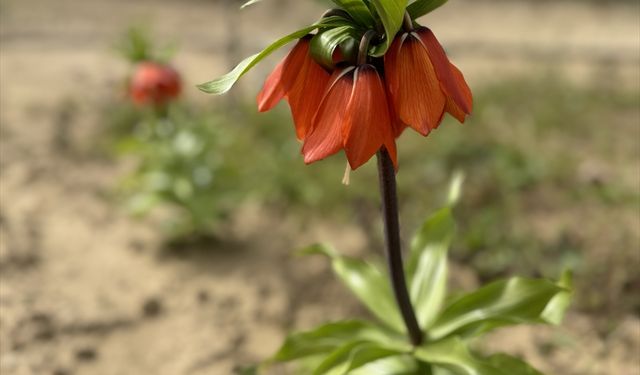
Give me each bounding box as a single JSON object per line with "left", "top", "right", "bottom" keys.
{"left": 130, "top": 61, "right": 181, "bottom": 106}
{"left": 302, "top": 65, "right": 397, "bottom": 170}
{"left": 385, "top": 27, "right": 472, "bottom": 136}
{"left": 257, "top": 37, "right": 331, "bottom": 140}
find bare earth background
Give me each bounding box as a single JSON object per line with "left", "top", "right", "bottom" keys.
{"left": 1, "top": 0, "right": 639, "bottom": 374}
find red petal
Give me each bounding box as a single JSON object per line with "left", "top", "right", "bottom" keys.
{"left": 387, "top": 94, "right": 408, "bottom": 138}
{"left": 445, "top": 63, "right": 473, "bottom": 123}
{"left": 302, "top": 68, "right": 354, "bottom": 165}
{"left": 416, "top": 27, "right": 471, "bottom": 115}
{"left": 287, "top": 56, "right": 331, "bottom": 140}
{"left": 256, "top": 38, "right": 310, "bottom": 112}
{"left": 342, "top": 65, "right": 395, "bottom": 170}
{"left": 384, "top": 34, "right": 446, "bottom": 136}
{"left": 257, "top": 59, "right": 286, "bottom": 112}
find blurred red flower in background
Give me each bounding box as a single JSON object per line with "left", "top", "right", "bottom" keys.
{"left": 129, "top": 61, "right": 182, "bottom": 106}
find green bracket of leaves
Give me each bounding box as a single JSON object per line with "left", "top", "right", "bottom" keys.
{"left": 331, "top": 0, "right": 376, "bottom": 28}
{"left": 369, "top": 0, "right": 408, "bottom": 56}
{"left": 311, "top": 25, "right": 361, "bottom": 69}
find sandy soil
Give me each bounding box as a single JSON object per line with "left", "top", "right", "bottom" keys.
{"left": 1, "top": 0, "right": 639, "bottom": 374}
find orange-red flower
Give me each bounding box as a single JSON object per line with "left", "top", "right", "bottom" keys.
{"left": 385, "top": 27, "right": 472, "bottom": 136}
{"left": 130, "top": 61, "right": 181, "bottom": 106}
{"left": 302, "top": 65, "right": 397, "bottom": 170}
{"left": 257, "top": 37, "right": 331, "bottom": 140}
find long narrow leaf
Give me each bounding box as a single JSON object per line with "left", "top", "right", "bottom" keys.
{"left": 407, "top": 0, "right": 448, "bottom": 19}
{"left": 197, "top": 18, "right": 344, "bottom": 95}
{"left": 273, "top": 320, "right": 385, "bottom": 362}
{"left": 240, "top": 0, "right": 262, "bottom": 9}
{"left": 406, "top": 207, "right": 455, "bottom": 329}
{"left": 315, "top": 341, "right": 405, "bottom": 375}
{"left": 302, "top": 244, "right": 406, "bottom": 333}
{"left": 429, "top": 277, "right": 569, "bottom": 340}
{"left": 350, "top": 356, "right": 422, "bottom": 375}
{"left": 369, "top": 0, "right": 408, "bottom": 56}
{"left": 541, "top": 270, "right": 573, "bottom": 325}
{"left": 414, "top": 338, "right": 504, "bottom": 375}
{"left": 331, "top": 0, "right": 375, "bottom": 27}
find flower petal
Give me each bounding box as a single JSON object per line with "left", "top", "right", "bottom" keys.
{"left": 256, "top": 38, "right": 310, "bottom": 112}
{"left": 416, "top": 27, "right": 471, "bottom": 115}
{"left": 256, "top": 59, "right": 286, "bottom": 112}
{"left": 342, "top": 65, "right": 395, "bottom": 170}
{"left": 385, "top": 34, "right": 446, "bottom": 136}
{"left": 445, "top": 63, "right": 473, "bottom": 123}
{"left": 302, "top": 68, "right": 355, "bottom": 165}
{"left": 287, "top": 56, "right": 331, "bottom": 140}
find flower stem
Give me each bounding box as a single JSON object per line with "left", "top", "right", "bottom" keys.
{"left": 357, "top": 30, "right": 377, "bottom": 66}
{"left": 376, "top": 148, "right": 423, "bottom": 346}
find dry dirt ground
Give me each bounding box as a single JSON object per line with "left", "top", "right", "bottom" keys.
{"left": 1, "top": 0, "right": 639, "bottom": 374}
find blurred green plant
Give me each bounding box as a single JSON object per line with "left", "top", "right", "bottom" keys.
{"left": 115, "top": 107, "right": 243, "bottom": 238}
{"left": 115, "top": 26, "right": 177, "bottom": 64}
{"left": 254, "top": 179, "right": 572, "bottom": 374}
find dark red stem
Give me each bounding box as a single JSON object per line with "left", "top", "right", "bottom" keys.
{"left": 376, "top": 148, "right": 423, "bottom": 346}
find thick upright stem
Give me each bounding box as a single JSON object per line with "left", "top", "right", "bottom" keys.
{"left": 376, "top": 148, "right": 423, "bottom": 346}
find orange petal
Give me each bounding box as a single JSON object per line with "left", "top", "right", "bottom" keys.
{"left": 384, "top": 34, "right": 446, "bottom": 136}
{"left": 287, "top": 55, "right": 331, "bottom": 140}
{"left": 444, "top": 63, "right": 473, "bottom": 123}
{"left": 302, "top": 68, "right": 354, "bottom": 165}
{"left": 386, "top": 92, "right": 408, "bottom": 138}
{"left": 342, "top": 65, "right": 394, "bottom": 170}
{"left": 256, "top": 38, "right": 310, "bottom": 112}
{"left": 257, "top": 59, "right": 286, "bottom": 112}
{"left": 416, "top": 28, "right": 471, "bottom": 115}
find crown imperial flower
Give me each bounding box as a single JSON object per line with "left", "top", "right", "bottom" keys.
{"left": 199, "top": 3, "right": 472, "bottom": 171}
{"left": 130, "top": 61, "right": 181, "bottom": 106}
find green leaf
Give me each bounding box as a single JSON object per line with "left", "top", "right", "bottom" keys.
{"left": 311, "top": 25, "right": 359, "bottom": 69}
{"left": 429, "top": 277, "right": 569, "bottom": 340}
{"left": 541, "top": 270, "right": 573, "bottom": 325}
{"left": 313, "top": 341, "right": 363, "bottom": 375}
{"left": 369, "top": 0, "right": 408, "bottom": 56}
{"left": 198, "top": 24, "right": 320, "bottom": 95}
{"left": 273, "top": 320, "right": 389, "bottom": 362}
{"left": 331, "top": 0, "right": 376, "bottom": 27}
{"left": 302, "top": 244, "right": 406, "bottom": 333}
{"left": 350, "top": 355, "right": 421, "bottom": 375}
{"left": 314, "top": 342, "right": 405, "bottom": 375}
{"left": 446, "top": 171, "right": 464, "bottom": 206}
{"left": 407, "top": 0, "right": 449, "bottom": 19}
{"left": 406, "top": 207, "right": 455, "bottom": 329}
{"left": 240, "top": 0, "right": 262, "bottom": 9}
{"left": 414, "top": 337, "right": 504, "bottom": 375}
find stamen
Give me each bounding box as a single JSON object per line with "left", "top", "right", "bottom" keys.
{"left": 342, "top": 162, "right": 351, "bottom": 185}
